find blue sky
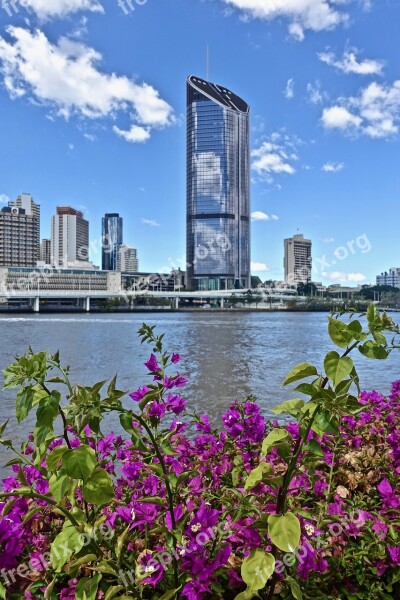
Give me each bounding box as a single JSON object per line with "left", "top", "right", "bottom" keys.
{"left": 0, "top": 0, "right": 399, "bottom": 285}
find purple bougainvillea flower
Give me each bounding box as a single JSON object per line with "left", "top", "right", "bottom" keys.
{"left": 144, "top": 354, "right": 160, "bottom": 372}
{"left": 138, "top": 552, "right": 165, "bottom": 587}
{"left": 164, "top": 375, "right": 188, "bottom": 389}
{"left": 0, "top": 515, "right": 23, "bottom": 569}
{"left": 130, "top": 385, "right": 151, "bottom": 402}
{"left": 377, "top": 478, "right": 400, "bottom": 509}
{"left": 171, "top": 353, "right": 182, "bottom": 364}
{"left": 388, "top": 546, "right": 400, "bottom": 565}
{"left": 196, "top": 415, "right": 212, "bottom": 434}
{"left": 148, "top": 402, "right": 166, "bottom": 419}
{"left": 165, "top": 504, "right": 184, "bottom": 531}
{"left": 166, "top": 393, "right": 187, "bottom": 414}
{"left": 60, "top": 579, "right": 78, "bottom": 599}
{"left": 181, "top": 580, "right": 211, "bottom": 600}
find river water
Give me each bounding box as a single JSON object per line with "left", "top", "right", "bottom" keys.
{"left": 0, "top": 312, "right": 399, "bottom": 468}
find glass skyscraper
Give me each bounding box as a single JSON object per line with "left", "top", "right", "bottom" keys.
{"left": 102, "top": 213, "right": 123, "bottom": 271}
{"left": 186, "top": 75, "right": 250, "bottom": 291}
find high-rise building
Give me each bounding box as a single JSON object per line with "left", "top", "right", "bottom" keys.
{"left": 117, "top": 245, "right": 139, "bottom": 273}
{"left": 284, "top": 234, "right": 312, "bottom": 285}
{"left": 40, "top": 239, "right": 51, "bottom": 264}
{"left": 0, "top": 206, "right": 38, "bottom": 267}
{"left": 8, "top": 193, "right": 40, "bottom": 263}
{"left": 377, "top": 268, "right": 400, "bottom": 288}
{"left": 102, "top": 213, "right": 123, "bottom": 271}
{"left": 51, "top": 207, "right": 89, "bottom": 268}
{"left": 186, "top": 75, "right": 251, "bottom": 291}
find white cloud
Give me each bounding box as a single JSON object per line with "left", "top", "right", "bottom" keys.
{"left": 251, "top": 211, "right": 279, "bottom": 221}
{"left": 318, "top": 49, "right": 384, "bottom": 76}
{"left": 322, "top": 271, "right": 367, "bottom": 282}
{"left": 284, "top": 78, "right": 295, "bottom": 99}
{"left": 142, "top": 218, "right": 160, "bottom": 227}
{"left": 23, "top": 0, "right": 104, "bottom": 20}
{"left": 322, "top": 161, "right": 344, "bottom": 172}
{"left": 251, "top": 261, "right": 270, "bottom": 272}
{"left": 322, "top": 236, "right": 335, "bottom": 243}
{"left": 0, "top": 27, "right": 174, "bottom": 142}
{"left": 222, "top": 0, "right": 349, "bottom": 39}
{"left": 113, "top": 125, "right": 151, "bottom": 143}
{"left": 0, "top": 194, "right": 10, "bottom": 205}
{"left": 321, "top": 106, "right": 362, "bottom": 130}
{"left": 68, "top": 143, "right": 74, "bottom": 150}
{"left": 252, "top": 132, "right": 300, "bottom": 181}
{"left": 307, "top": 81, "right": 327, "bottom": 105}
{"left": 83, "top": 133, "right": 96, "bottom": 141}
{"left": 321, "top": 81, "right": 400, "bottom": 138}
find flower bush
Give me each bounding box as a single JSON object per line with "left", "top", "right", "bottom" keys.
{"left": 0, "top": 307, "right": 400, "bottom": 599}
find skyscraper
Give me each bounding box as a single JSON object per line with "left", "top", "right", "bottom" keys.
{"left": 102, "top": 213, "right": 123, "bottom": 271}
{"left": 40, "top": 239, "right": 51, "bottom": 264}
{"left": 186, "top": 75, "right": 251, "bottom": 291}
{"left": 8, "top": 193, "right": 40, "bottom": 263}
{"left": 284, "top": 234, "right": 312, "bottom": 285}
{"left": 117, "top": 245, "right": 139, "bottom": 273}
{"left": 0, "top": 206, "right": 38, "bottom": 267}
{"left": 51, "top": 207, "right": 89, "bottom": 268}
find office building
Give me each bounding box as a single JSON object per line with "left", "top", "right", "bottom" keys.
{"left": 102, "top": 213, "right": 123, "bottom": 271}
{"left": 9, "top": 193, "right": 40, "bottom": 260}
{"left": 51, "top": 207, "right": 89, "bottom": 268}
{"left": 0, "top": 206, "right": 38, "bottom": 267}
{"left": 186, "top": 75, "right": 251, "bottom": 291}
{"left": 40, "top": 239, "right": 51, "bottom": 265}
{"left": 377, "top": 268, "right": 400, "bottom": 288}
{"left": 284, "top": 234, "right": 312, "bottom": 285}
{"left": 117, "top": 245, "right": 139, "bottom": 273}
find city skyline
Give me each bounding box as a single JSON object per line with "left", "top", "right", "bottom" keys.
{"left": 0, "top": 1, "right": 399, "bottom": 284}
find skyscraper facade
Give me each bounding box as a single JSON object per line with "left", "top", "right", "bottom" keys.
{"left": 284, "top": 234, "right": 312, "bottom": 285}
{"left": 51, "top": 207, "right": 89, "bottom": 268}
{"left": 117, "top": 245, "right": 139, "bottom": 273}
{"left": 0, "top": 206, "right": 38, "bottom": 267}
{"left": 8, "top": 193, "right": 40, "bottom": 264}
{"left": 102, "top": 213, "right": 123, "bottom": 271}
{"left": 186, "top": 75, "right": 251, "bottom": 291}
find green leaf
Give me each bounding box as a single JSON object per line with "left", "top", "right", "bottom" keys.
{"left": 104, "top": 587, "right": 126, "bottom": 600}
{"left": 272, "top": 399, "right": 305, "bottom": 417}
{"left": 359, "top": 341, "right": 388, "bottom": 360}
{"left": 306, "top": 439, "right": 324, "bottom": 457}
{"left": 62, "top": 445, "right": 97, "bottom": 481}
{"left": 328, "top": 317, "right": 354, "bottom": 348}
{"left": 347, "top": 320, "right": 366, "bottom": 341}
{"left": 245, "top": 463, "right": 273, "bottom": 491}
{"left": 0, "top": 581, "right": 6, "bottom": 600}
{"left": 75, "top": 574, "right": 102, "bottom": 600}
{"left": 51, "top": 525, "right": 84, "bottom": 571}
{"left": 324, "top": 351, "right": 354, "bottom": 387}
{"left": 284, "top": 363, "right": 318, "bottom": 386}
{"left": 313, "top": 410, "right": 339, "bottom": 435}
{"left": 82, "top": 468, "right": 114, "bottom": 506}
{"left": 241, "top": 549, "right": 275, "bottom": 591}
{"left": 287, "top": 576, "right": 303, "bottom": 600}
{"left": 234, "top": 591, "right": 255, "bottom": 600}
{"left": 49, "top": 472, "right": 70, "bottom": 502}
{"left": 159, "top": 591, "right": 181, "bottom": 600}
{"left": 16, "top": 387, "right": 35, "bottom": 423}
{"left": 47, "top": 446, "right": 68, "bottom": 472}
{"left": 261, "top": 428, "right": 289, "bottom": 456}
{"left": 268, "top": 513, "right": 301, "bottom": 553}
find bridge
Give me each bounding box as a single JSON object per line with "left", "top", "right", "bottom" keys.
{"left": 0, "top": 288, "right": 298, "bottom": 312}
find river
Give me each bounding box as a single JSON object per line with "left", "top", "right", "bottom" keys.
{"left": 0, "top": 312, "right": 399, "bottom": 468}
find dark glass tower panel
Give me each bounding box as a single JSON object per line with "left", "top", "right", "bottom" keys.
{"left": 186, "top": 76, "right": 250, "bottom": 291}
{"left": 102, "top": 213, "right": 123, "bottom": 271}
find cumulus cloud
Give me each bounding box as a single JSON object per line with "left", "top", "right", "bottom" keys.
{"left": 0, "top": 27, "right": 174, "bottom": 142}
{"left": 318, "top": 48, "right": 385, "bottom": 76}
{"left": 142, "top": 218, "right": 161, "bottom": 227}
{"left": 322, "top": 161, "right": 344, "bottom": 172}
{"left": 322, "top": 271, "right": 367, "bottom": 282}
{"left": 321, "top": 106, "right": 362, "bottom": 130}
{"left": 252, "top": 132, "right": 300, "bottom": 182}
{"left": 22, "top": 0, "right": 104, "bottom": 20}
{"left": 251, "top": 211, "right": 279, "bottom": 221}
{"left": 321, "top": 237, "right": 335, "bottom": 243}
{"left": 251, "top": 262, "right": 270, "bottom": 272}
{"left": 113, "top": 125, "right": 151, "bottom": 143}
{"left": 221, "top": 0, "right": 349, "bottom": 39}
{"left": 0, "top": 194, "right": 10, "bottom": 205}
{"left": 284, "top": 78, "right": 295, "bottom": 99}
{"left": 321, "top": 81, "right": 400, "bottom": 138}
